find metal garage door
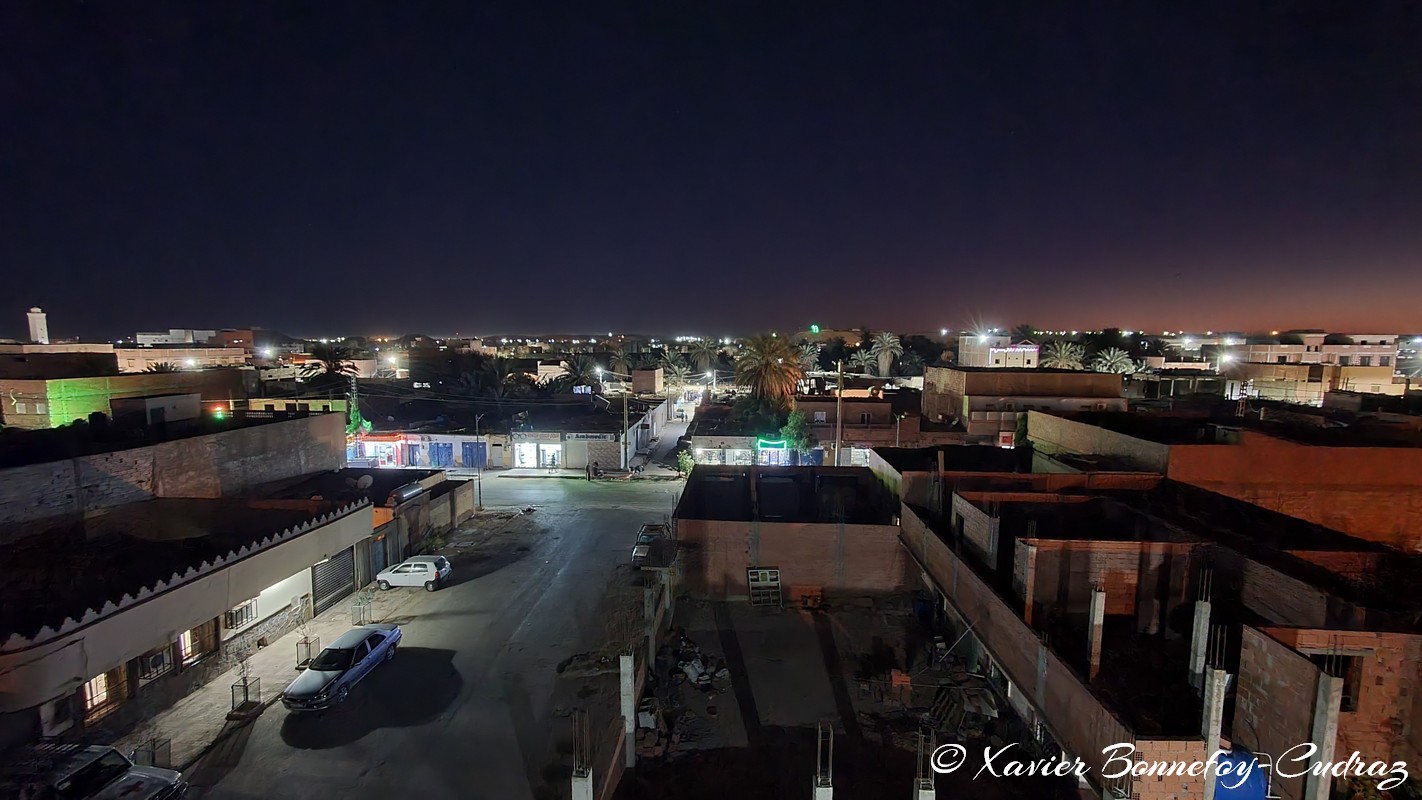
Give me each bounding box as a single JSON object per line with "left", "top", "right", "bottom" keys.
{"left": 311, "top": 548, "right": 356, "bottom": 615}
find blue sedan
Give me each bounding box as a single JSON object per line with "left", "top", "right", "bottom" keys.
{"left": 281, "top": 623, "right": 402, "bottom": 711}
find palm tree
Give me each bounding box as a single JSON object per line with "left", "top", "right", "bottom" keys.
{"left": 664, "top": 362, "right": 691, "bottom": 394}
{"left": 1090, "top": 347, "right": 1136, "bottom": 374}
{"left": 1040, "top": 341, "right": 1086, "bottom": 370}
{"left": 145, "top": 362, "right": 179, "bottom": 373}
{"left": 660, "top": 351, "right": 687, "bottom": 371}
{"left": 848, "top": 350, "right": 877, "bottom": 375}
{"left": 609, "top": 348, "right": 632, "bottom": 374}
{"left": 688, "top": 339, "right": 720, "bottom": 373}
{"left": 797, "top": 342, "right": 820, "bottom": 372}
{"left": 897, "top": 351, "right": 925, "bottom": 376}
{"left": 560, "top": 354, "right": 601, "bottom": 389}
{"left": 1011, "top": 323, "right": 1037, "bottom": 343}
{"left": 734, "top": 334, "right": 803, "bottom": 411}
{"left": 870, "top": 331, "right": 903, "bottom": 377}
{"left": 304, "top": 344, "right": 358, "bottom": 381}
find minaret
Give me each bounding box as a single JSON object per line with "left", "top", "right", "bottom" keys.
{"left": 27, "top": 307, "right": 49, "bottom": 344}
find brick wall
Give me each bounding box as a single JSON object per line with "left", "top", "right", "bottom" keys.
{"left": 1240, "top": 559, "right": 1328, "bottom": 627}
{"left": 675, "top": 518, "right": 911, "bottom": 599}
{"left": 0, "top": 413, "right": 346, "bottom": 534}
{"left": 951, "top": 493, "right": 998, "bottom": 564}
{"left": 1284, "top": 551, "right": 1387, "bottom": 583}
{"left": 1130, "top": 738, "right": 1209, "bottom": 800}
{"left": 1019, "top": 539, "right": 1196, "bottom": 621}
{"left": 1026, "top": 411, "right": 1173, "bottom": 473}
{"left": 1282, "top": 628, "right": 1422, "bottom": 769}
{"left": 1235, "top": 626, "right": 1321, "bottom": 800}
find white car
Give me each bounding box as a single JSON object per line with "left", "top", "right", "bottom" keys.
{"left": 376, "top": 555, "right": 451, "bottom": 592}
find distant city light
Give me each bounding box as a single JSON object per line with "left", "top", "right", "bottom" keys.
{"left": 1184, "top": 338, "right": 1194, "bottom": 347}
{"left": 262, "top": 348, "right": 274, "bottom": 358}
{"left": 978, "top": 335, "right": 988, "bottom": 343}
{"left": 1221, "top": 354, "right": 1235, "bottom": 363}
{"left": 1270, "top": 331, "right": 1280, "bottom": 336}
{"left": 387, "top": 356, "right": 398, "bottom": 366}
{"left": 940, "top": 328, "right": 948, "bottom": 336}
{"left": 705, "top": 371, "right": 713, "bottom": 378}
{"left": 184, "top": 359, "right": 196, "bottom": 367}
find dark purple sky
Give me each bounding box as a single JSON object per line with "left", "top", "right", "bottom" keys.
{"left": 4, "top": 2, "right": 1420, "bottom": 340}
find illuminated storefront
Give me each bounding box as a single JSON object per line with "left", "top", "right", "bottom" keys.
{"left": 512, "top": 431, "right": 563, "bottom": 469}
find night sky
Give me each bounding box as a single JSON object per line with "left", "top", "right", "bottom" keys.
{"left": 4, "top": 2, "right": 1421, "bottom": 340}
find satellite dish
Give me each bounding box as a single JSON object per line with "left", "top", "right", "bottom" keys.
{"left": 356, "top": 475, "right": 374, "bottom": 490}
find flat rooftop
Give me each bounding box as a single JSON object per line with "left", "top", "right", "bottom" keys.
{"left": 1056, "top": 407, "right": 1422, "bottom": 448}
{"left": 677, "top": 466, "right": 896, "bottom": 524}
{"left": 872, "top": 444, "right": 1030, "bottom": 474}
{"left": 1, "top": 498, "right": 354, "bottom": 640}
{"left": 979, "top": 496, "right": 1201, "bottom": 544}
{"left": 247, "top": 467, "right": 446, "bottom": 505}
{"left": 0, "top": 411, "right": 338, "bottom": 470}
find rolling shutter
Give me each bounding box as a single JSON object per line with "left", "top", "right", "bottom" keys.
{"left": 311, "top": 548, "right": 355, "bottom": 615}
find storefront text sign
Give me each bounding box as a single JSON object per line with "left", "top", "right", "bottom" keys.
{"left": 565, "top": 432, "right": 617, "bottom": 441}
{"left": 511, "top": 431, "right": 562, "bottom": 443}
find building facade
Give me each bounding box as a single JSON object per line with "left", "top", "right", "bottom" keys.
{"left": 957, "top": 334, "right": 1039, "bottom": 368}
{"left": 923, "top": 367, "right": 1127, "bottom": 446}
{"left": 114, "top": 347, "right": 248, "bottom": 373}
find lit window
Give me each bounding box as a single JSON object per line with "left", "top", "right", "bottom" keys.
{"left": 813, "top": 412, "right": 827, "bottom": 423}
{"left": 83, "top": 674, "right": 109, "bottom": 712}
{"left": 178, "top": 620, "right": 217, "bottom": 666}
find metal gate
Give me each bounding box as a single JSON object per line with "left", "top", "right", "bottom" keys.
{"left": 311, "top": 548, "right": 356, "bottom": 615}
{"left": 369, "top": 533, "right": 387, "bottom": 578}
{"left": 747, "top": 567, "right": 782, "bottom": 607}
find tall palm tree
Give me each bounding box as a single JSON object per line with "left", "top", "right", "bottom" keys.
{"left": 870, "top": 331, "right": 903, "bottom": 377}
{"left": 688, "top": 339, "right": 720, "bottom": 373}
{"left": 145, "top": 362, "right": 179, "bottom": 373}
{"left": 897, "top": 351, "right": 926, "bottom": 376}
{"left": 664, "top": 362, "right": 691, "bottom": 395}
{"left": 660, "top": 351, "right": 687, "bottom": 371}
{"left": 797, "top": 342, "right": 820, "bottom": 372}
{"left": 609, "top": 348, "right": 632, "bottom": 375}
{"left": 848, "top": 350, "right": 877, "bottom": 375}
{"left": 734, "top": 334, "right": 803, "bottom": 411}
{"left": 560, "top": 354, "right": 601, "bottom": 389}
{"left": 1090, "top": 347, "right": 1136, "bottom": 374}
{"left": 1040, "top": 341, "right": 1086, "bottom": 370}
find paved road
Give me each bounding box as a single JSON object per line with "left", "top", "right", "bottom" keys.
{"left": 192, "top": 479, "right": 682, "bottom": 800}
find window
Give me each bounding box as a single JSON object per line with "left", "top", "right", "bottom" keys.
{"left": 1338, "top": 355, "right": 1351, "bottom": 366}
{"left": 1277, "top": 356, "right": 1288, "bottom": 364}
{"left": 1310, "top": 654, "right": 1363, "bottom": 712}
{"left": 367, "top": 633, "right": 385, "bottom": 649}
{"left": 813, "top": 411, "right": 827, "bottom": 423}
{"left": 1380, "top": 356, "right": 1392, "bottom": 367}
{"left": 1359, "top": 356, "right": 1371, "bottom": 367}
{"left": 137, "top": 643, "right": 175, "bottom": 683}
{"left": 82, "top": 674, "right": 110, "bottom": 712}
{"left": 225, "top": 598, "right": 258, "bottom": 631}
{"left": 178, "top": 619, "right": 218, "bottom": 666}
{"left": 859, "top": 412, "right": 872, "bottom": 425}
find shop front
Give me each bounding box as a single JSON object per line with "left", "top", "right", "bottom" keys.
{"left": 348, "top": 433, "right": 404, "bottom": 467}
{"left": 511, "top": 430, "right": 563, "bottom": 469}
{"left": 563, "top": 432, "right": 618, "bottom": 470}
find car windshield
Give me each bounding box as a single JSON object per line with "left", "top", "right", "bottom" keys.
{"left": 434, "top": 557, "right": 449, "bottom": 570}
{"left": 55, "top": 750, "right": 131, "bottom": 799}
{"left": 309, "top": 647, "right": 355, "bottom": 672}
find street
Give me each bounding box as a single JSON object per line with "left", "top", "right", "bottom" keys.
{"left": 190, "top": 478, "right": 682, "bottom": 800}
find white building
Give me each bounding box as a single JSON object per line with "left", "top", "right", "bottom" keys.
{"left": 114, "top": 346, "right": 248, "bottom": 373}
{"left": 135, "top": 329, "right": 219, "bottom": 346}
{"left": 958, "top": 334, "right": 1039, "bottom": 368}
{"left": 1227, "top": 333, "right": 1400, "bottom": 369}
{"left": 27, "top": 307, "right": 49, "bottom": 344}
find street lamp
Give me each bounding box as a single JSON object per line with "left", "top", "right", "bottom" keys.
{"left": 705, "top": 370, "right": 716, "bottom": 394}
{"left": 600, "top": 367, "right": 634, "bottom": 469}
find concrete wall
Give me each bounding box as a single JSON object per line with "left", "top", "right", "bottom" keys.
{"left": 0, "top": 504, "right": 373, "bottom": 713}
{"left": 950, "top": 493, "right": 999, "bottom": 564}
{"left": 1026, "top": 411, "right": 1173, "bottom": 473}
{"left": 0, "top": 369, "right": 251, "bottom": 429}
{"left": 0, "top": 413, "right": 346, "bottom": 533}
{"left": 1235, "top": 626, "right": 1326, "bottom": 800}
{"left": 675, "top": 519, "right": 911, "bottom": 599}
{"left": 1016, "top": 539, "right": 1194, "bottom": 624}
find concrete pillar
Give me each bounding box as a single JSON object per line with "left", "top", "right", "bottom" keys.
{"left": 1304, "top": 673, "right": 1343, "bottom": 800}
{"left": 1188, "top": 600, "right": 1211, "bottom": 689}
{"left": 1035, "top": 644, "right": 1047, "bottom": 704}
{"left": 1087, "top": 587, "right": 1106, "bottom": 680}
{"left": 812, "top": 785, "right": 833, "bottom": 799}
{"left": 1021, "top": 543, "right": 1038, "bottom": 626}
{"left": 1200, "top": 668, "right": 1228, "bottom": 800}
{"left": 1135, "top": 545, "right": 1162, "bottom": 635}
{"left": 570, "top": 770, "right": 593, "bottom": 800}
{"left": 644, "top": 582, "right": 657, "bottom": 667}
{"left": 913, "top": 785, "right": 934, "bottom": 800}
{"left": 620, "top": 653, "right": 636, "bottom": 769}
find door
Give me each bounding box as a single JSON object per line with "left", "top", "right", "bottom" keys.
{"left": 312, "top": 548, "right": 356, "bottom": 615}
{"left": 386, "top": 563, "right": 414, "bottom": 586}
{"left": 431, "top": 443, "right": 454, "bottom": 467}
{"left": 369, "top": 534, "right": 387, "bottom": 578}
{"left": 405, "top": 443, "right": 421, "bottom": 465}
{"left": 461, "top": 441, "right": 487, "bottom": 468}
{"left": 349, "top": 640, "right": 374, "bottom": 682}
{"left": 411, "top": 562, "right": 432, "bottom": 586}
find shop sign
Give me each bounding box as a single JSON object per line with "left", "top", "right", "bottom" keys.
{"left": 511, "top": 431, "right": 562, "bottom": 443}
{"left": 566, "top": 432, "right": 616, "bottom": 441}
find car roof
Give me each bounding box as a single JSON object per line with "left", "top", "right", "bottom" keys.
{"left": 404, "top": 555, "right": 444, "bottom": 562}
{"left": 328, "top": 626, "right": 379, "bottom": 649}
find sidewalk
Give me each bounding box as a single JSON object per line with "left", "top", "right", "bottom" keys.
{"left": 115, "top": 586, "right": 423, "bottom": 770}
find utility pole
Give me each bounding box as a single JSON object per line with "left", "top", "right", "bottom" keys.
{"left": 623, "top": 389, "right": 631, "bottom": 470}
{"left": 833, "top": 360, "right": 845, "bottom": 466}
{"left": 475, "top": 413, "right": 486, "bottom": 510}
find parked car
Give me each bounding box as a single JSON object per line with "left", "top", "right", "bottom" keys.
{"left": 632, "top": 523, "right": 668, "bottom": 566}
{"left": 281, "top": 623, "right": 402, "bottom": 711}
{"left": 375, "top": 555, "right": 451, "bottom": 592}
{"left": 3, "top": 743, "right": 188, "bottom": 800}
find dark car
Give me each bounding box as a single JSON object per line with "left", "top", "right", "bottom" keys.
{"left": 281, "top": 623, "right": 402, "bottom": 711}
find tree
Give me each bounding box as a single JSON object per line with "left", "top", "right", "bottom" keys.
{"left": 819, "top": 337, "right": 848, "bottom": 371}
{"left": 664, "top": 362, "right": 691, "bottom": 395}
{"left": 797, "top": 342, "right": 821, "bottom": 372}
{"left": 848, "top": 350, "right": 877, "bottom": 374}
{"left": 734, "top": 334, "right": 803, "bottom": 411}
{"left": 1011, "top": 324, "right": 1037, "bottom": 343}
{"left": 688, "top": 339, "right": 720, "bottom": 373}
{"left": 1040, "top": 341, "right": 1086, "bottom": 370}
{"left": 145, "top": 362, "right": 179, "bottom": 373}
{"left": 1090, "top": 347, "right": 1136, "bottom": 374}
{"left": 871, "top": 331, "right": 903, "bottom": 377}
{"left": 676, "top": 449, "right": 696, "bottom": 478}
{"left": 560, "top": 354, "right": 601, "bottom": 389}
{"left": 660, "top": 351, "right": 686, "bottom": 371}
{"left": 609, "top": 348, "right": 632, "bottom": 375}
{"left": 303, "top": 344, "right": 358, "bottom": 384}
{"left": 896, "top": 351, "right": 926, "bottom": 376}
{"left": 779, "top": 409, "right": 817, "bottom": 461}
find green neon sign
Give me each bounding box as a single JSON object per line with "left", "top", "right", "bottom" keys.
{"left": 757, "top": 438, "right": 786, "bottom": 449}
{"left": 809, "top": 324, "right": 821, "bottom": 334}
